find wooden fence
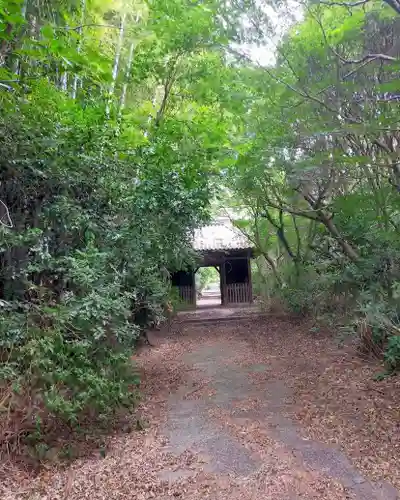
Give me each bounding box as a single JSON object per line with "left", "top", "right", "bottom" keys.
{"left": 226, "top": 283, "right": 252, "bottom": 304}
{"left": 176, "top": 285, "right": 195, "bottom": 306}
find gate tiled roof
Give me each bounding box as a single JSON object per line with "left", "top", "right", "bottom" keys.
{"left": 193, "top": 217, "right": 251, "bottom": 251}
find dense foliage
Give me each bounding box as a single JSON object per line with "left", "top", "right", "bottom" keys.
{"left": 196, "top": 266, "right": 220, "bottom": 295}
{"left": 1, "top": 0, "right": 399, "bottom": 457}
{"left": 0, "top": 0, "right": 261, "bottom": 450}
{"left": 226, "top": 0, "right": 400, "bottom": 371}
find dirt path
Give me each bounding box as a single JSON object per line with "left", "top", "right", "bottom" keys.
{"left": 5, "top": 318, "right": 400, "bottom": 500}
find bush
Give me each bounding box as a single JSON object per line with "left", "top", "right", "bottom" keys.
{"left": 0, "top": 76, "right": 210, "bottom": 455}
{"left": 273, "top": 261, "right": 340, "bottom": 317}
{"left": 385, "top": 335, "right": 400, "bottom": 373}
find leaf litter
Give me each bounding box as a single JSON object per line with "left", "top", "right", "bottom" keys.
{"left": 1, "top": 318, "right": 399, "bottom": 499}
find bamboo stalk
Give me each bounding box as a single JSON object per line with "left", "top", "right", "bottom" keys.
{"left": 71, "top": 0, "right": 86, "bottom": 99}
{"left": 106, "top": 12, "right": 126, "bottom": 118}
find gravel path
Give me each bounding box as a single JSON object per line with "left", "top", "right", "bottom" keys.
{"left": 4, "top": 318, "right": 400, "bottom": 499}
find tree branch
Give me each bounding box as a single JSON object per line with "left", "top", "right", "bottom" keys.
{"left": 56, "top": 24, "right": 120, "bottom": 32}
{"left": 319, "top": 0, "right": 400, "bottom": 16}
{"left": 384, "top": 0, "right": 400, "bottom": 14}
{"left": 0, "top": 82, "right": 14, "bottom": 90}
{"left": 341, "top": 57, "right": 379, "bottom": 79}
{"left": 154, "top": 55, "right": 181, "bottom": 126}
{"left": 340, "top": 53, "right": 397, "bottom": 64}
{"left": 319, "top": 0, "right": 370, "bottom": 6}
{"left": 312, "top": 10, "right": 397, "bottom": 66}
{"left": 262, "top": 201, "right": 320, "bottom": 221}
{"left": 0, "top": 199, "right": 13, "bottom": 228}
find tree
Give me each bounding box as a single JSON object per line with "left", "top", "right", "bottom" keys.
{"left": 223, "top": 1, "right": 400, "bottom": 353}
{"left": 0, "top": 0, "right": 259, "bottom": 451}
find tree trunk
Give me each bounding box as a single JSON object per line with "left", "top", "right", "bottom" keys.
{"left": 319, "top": 212, "right": 359, "bottom": 261}
{"left": 302, "top": 193, "right": 359, "bottom": 261}
{"left": 119, "top": 41, "right": 135, "bottom": 114}
{"left": 106, "top": 12, "right": 126, "bottom": 118}
{"left": 261, "top": 251, "right": 282, "bottom": 285}
{"left": 384, "top": 0, "right": 400, "bottom": 15}
{"left": 72, "top": 0, "right": 85, "bottom": 99}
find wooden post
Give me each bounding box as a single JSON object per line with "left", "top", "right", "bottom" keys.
{"left": 191, "top": 270, "right": 196, "bottom": 306}
{"left": 247, "top": 253, "right": 253, "bottom": 303}
{"left": 220, "top": 259, "right": 227, "bottom": 306}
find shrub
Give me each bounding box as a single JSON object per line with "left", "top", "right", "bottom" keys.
{"left": 0, "top": 75, "right": 210, "bottom": 456}
{"left": 385, "top": 335, "right": 400, "bottom": 373}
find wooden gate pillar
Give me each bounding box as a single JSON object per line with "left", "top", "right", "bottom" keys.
{"left": 191, "top": 270, "right": 196, "bottom": 306}
{"left": 221, "top": 259, "right": 227, "bottom": 306}
{"left": 247, "top": 253, "right": 253, "bottom": 303}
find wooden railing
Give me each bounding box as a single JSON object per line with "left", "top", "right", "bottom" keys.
{"left": 226, "top": 283, "right": 252, "bottom": 304}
